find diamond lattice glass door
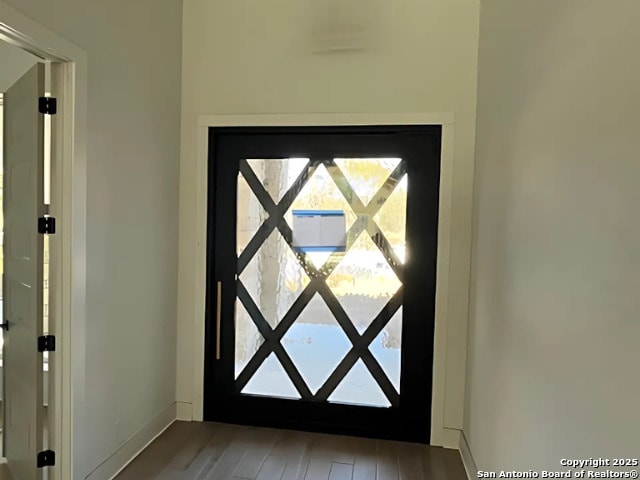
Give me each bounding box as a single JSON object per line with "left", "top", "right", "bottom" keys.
{"left": 235, "top": 157, "right": 405, "bottom": 407}
{"left": 206, "top": 127, "right": 441, "bottom": 442}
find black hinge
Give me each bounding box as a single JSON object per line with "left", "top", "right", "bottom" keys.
{"left": 39, "top": 96, "right": 57, "bottom": 115}
{"left": 38, "top": 335, "right": 56, "bottom": 352}
{"left": 37, "top": 450, "right": 55, "bottom": 468}
{"left": 38, "top": 216, "right": 56, "bottom": 234}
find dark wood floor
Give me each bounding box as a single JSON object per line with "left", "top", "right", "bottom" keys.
{"left": 114, "top": 421, "right": 467, "bottom": 480}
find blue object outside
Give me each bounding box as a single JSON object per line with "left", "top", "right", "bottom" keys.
{"left": 292, "top": 210, "right": 344, "bottom": 217}
{"left": 292, "top": 210, "right": 346, "bottom": 253}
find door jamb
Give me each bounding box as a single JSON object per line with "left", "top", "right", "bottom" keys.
{"left": 184, "top": 113, "right": 457, "bottom": 446}
{"left": 0, "top": 2, "right": 87, "bottom": 479}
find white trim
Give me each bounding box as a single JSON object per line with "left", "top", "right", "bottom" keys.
{"left": 439, "top": 427, "right": 462, "bottom": 450}
{"left": 0, "top": 3, "right": 87, "bottom": 479}
{"left": 459, "top": 431, "right": 478, "bottom": 480}
{"left": 197, "top": 112, "right": 455, "bottom": 127}
{"left": 84, "top": 403, "right": 177, "bottom": 480}
{"left": 430, "top": 122, "right": 455, "bottom": 446}
{"left": 190, "top": 124, "right": 209, "bottom": 422}
{"left": 176, "top": 402, "right": 193, "bottom": 422}
{"left": 185, "top": 113, "right": 456, "bottom": 444}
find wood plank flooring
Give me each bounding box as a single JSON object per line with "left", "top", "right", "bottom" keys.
{"left": 114, "top": 422, "right": 467, "bottom": 480}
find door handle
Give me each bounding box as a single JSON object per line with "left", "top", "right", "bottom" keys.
{"left": 0, "top": 321, "right": 8, "bottom": 331}
{"left": 216, "top": 281, "right": 222, "bottom": 360}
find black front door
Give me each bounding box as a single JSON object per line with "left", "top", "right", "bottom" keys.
{"left": 204, "top": 126, "right": 441, "bottom": 443}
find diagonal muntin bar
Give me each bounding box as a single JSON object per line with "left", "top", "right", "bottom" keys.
{"left": 238, "top": 159, "right": 319, "bottom": 274}
{"left": 236, "top": 281, "right": 314, "bottom": 399}
{"left": 314, "top": 287, "right": 404, "bottom": 405}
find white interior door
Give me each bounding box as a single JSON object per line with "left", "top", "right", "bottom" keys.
{"left": 2, "top": 63, "right": 45, "bottom": 480}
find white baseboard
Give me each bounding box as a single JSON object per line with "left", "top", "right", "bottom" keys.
{"left": 83, "top": 402, "right": 177, "bottom": 480}
{"left": 441, "top": 427, "right": 461, "bottom": 449}
{"left": 176, "top": 402, "right": 193, "bottom": 421}
{"left": 459, "top": 431, "right": 478, "bottom": 480}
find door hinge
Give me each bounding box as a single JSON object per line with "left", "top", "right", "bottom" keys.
{"left": 38, "top": 335, "right": 56, "bottom": 352}
{"left": 38, "top": 216, "right": 56, "bottom": 234}
{"left": 37, "top": 450, "right": 55, "bottom": 468}
{"left": 39, "top": 96, "right": 57, "bottom": 115}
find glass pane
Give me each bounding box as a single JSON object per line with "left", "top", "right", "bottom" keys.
{"left": 237, "top": 172, "right": 268, "bottom": 256}
{"left": 239, "top": 230, "right": 310, "bottom": 328}
{"left": 281, "top": 294, "right": 352, "bottom": 394}
{"left": 286, "top": 164, "right": 357, "bottom": 270}
{"left": 326, "top": 232, "right": 402, "bottom": 333}
{"left": 246, "top": 158, "right": 309, "bottom": 204}
{"left": 334, "top": 158, "right": 401, "bottom": 207}
{"left": 369, "top": 308, "right": 402, "bottom": 392}
{"left": 373, "top": 174, "right": 407, "bottom": 264}
{"left": 242, "top": 353, "right": 301, "bottom": 399}
{"left": 235, "top": 300, "right": 265, "bottom": 379}
{"left": 328, "top": 359, "right": 391, "bottom": 408}
{"left": 235, "top": 157, "right": 407, "bottom": 408}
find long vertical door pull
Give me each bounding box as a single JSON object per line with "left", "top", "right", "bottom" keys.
{"left": 216, "top": 281, "right": 222, "bottom": 359}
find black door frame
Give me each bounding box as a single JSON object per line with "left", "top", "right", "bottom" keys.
{"left": 203, "top": 125, "right": 442, "bottom": 443}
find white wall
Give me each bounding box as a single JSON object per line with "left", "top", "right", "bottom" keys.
{"left": 466, "top": 0, "right": 640, "bottom": 469}
{"left": 0, "top": 41, "right": 38, "bottom": 92}
{"left": 179, "top": 0, "right": 480, "bottom": 444}
{"left": 1, "top": 1, "right": 182, "bottom": 478}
